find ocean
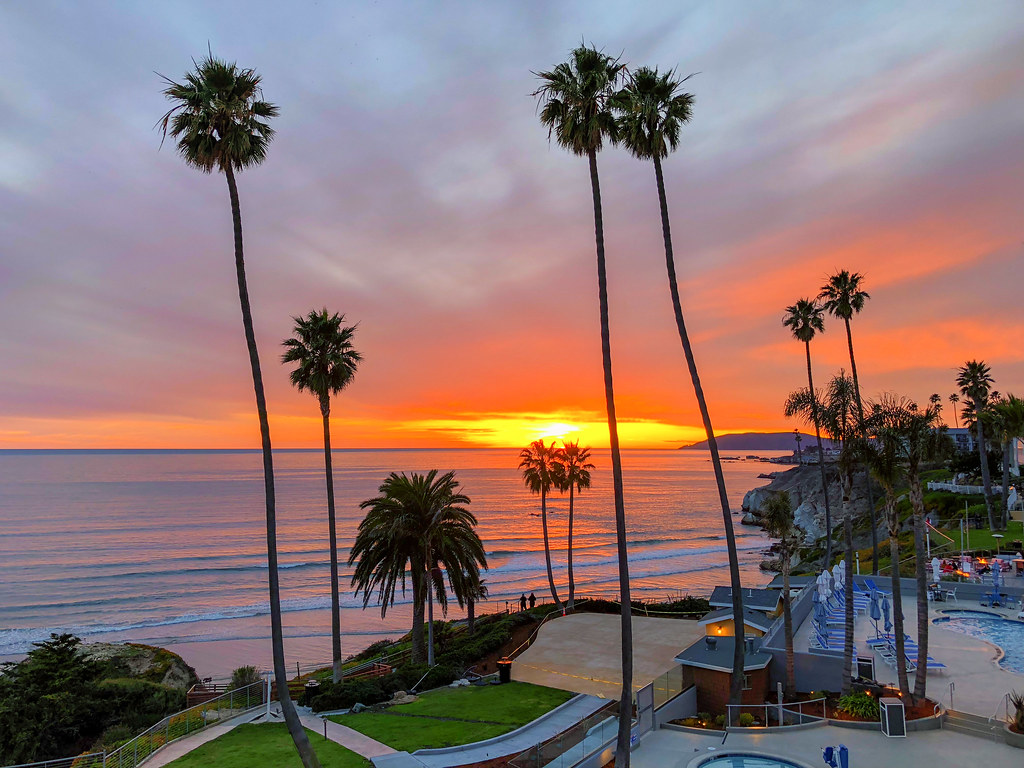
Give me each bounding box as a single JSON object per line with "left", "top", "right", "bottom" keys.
{"left": 0, "top": 448, "right": 778, "bottom": 678}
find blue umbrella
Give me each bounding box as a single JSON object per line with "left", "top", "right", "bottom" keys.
{"left": 813, "top": 589, "right": 821, "bottom": 605}
{"left": 869, "top": 592, "right": 881, "bottom": 637}
{"left": 882, "top": 595, "right": 892, "bottom": 634}
{"left": 992, "top": 563, "right": 1001, "bottom": 589}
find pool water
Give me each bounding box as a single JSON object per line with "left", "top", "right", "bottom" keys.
{"left": 934, "top": 610, "right": 1024, "bottom": 673}
{"left": 700, "top": 756, "right": 804, "bottom": 768}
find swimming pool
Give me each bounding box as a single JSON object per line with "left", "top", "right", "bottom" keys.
{"left": 934, "top": 610, "right": 1024, "bottom": 674}
{"left": 691, "top": 754, "right": 809, "bottom": 768}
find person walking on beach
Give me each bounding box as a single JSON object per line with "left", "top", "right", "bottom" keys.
{"left": 519, "top": 593, "right": 527, "bottom": 611}
{"left": 529, "top": 592, "right": 536, "bottom": 609}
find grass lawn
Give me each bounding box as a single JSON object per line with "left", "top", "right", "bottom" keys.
{"left": 330, "top": 681, "right": 573, "bottom": 752}
{"left": 163, "top": 724, "right": 370, "bottom": 768}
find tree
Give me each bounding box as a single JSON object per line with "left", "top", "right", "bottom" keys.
{"left": 553, "top": 441, "right": 594, "bottom": 612}
{"left": 957, "top": 361, "right": 997, "bottom": 529}
{"left": 282, "top": 309, "right": 361, "bottom": 683}
{"left": 534, "top": 45, "right": 634, "bottom": 764}
{"left": 348, "top": 470, "right": 487, "bottom": 665}
{"left": 819, "top": 270, "right": 879, "bottom": 572}
{"left": 466, "top": 577, "right": 488, "bottom": 636}
{"left": 760, "top": 492, "right": 798, "bottom": 697}
{"left": 948, "top": 393, "right": 960, "bottom": 430}
{"left": 783, "top": 299, "right": 835, "bottom": 565}
{"left": 159, "top": 54, "right": 319, "bottom": 768}
{"left": 993, "top": 395, "right": 1024, "bottom": 528}
{"left": 519, "top": 439, "right": 563, "bottom": 610}
{"left": 615, "top": 65, "right": 747, "bottom": 711}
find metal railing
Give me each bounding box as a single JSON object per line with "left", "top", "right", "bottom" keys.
{"left": 725, "top": 697, "right": 827, "bottom": 727}
{"left": 508, "top": 700, "right": 621, "bottom": 768}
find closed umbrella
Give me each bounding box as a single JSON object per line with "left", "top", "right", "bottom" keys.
{"left": 832, "top": 563, "right": 843, "bottom": 589}
{"left": 881, "top": 596, "right": 892, "bottom": 634}
{"left": 869, "top": 592, "right": 882, "bottom": 638}
{"left": 931, "top": 557, "right": 941, "bottom": 583}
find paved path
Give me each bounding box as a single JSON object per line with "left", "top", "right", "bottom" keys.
{"left": 632, "top": 722, "right": 1020, "bottom": 768}
{"left": 512, "top": 613, "right": 702, "bottom": 698}
{"left": 298, "top": 712, "right": 397, "bottom": 758}
{"left": 369, "top": 694, "right": 608, "bottom": 767}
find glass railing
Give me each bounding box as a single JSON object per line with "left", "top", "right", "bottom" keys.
{"left": 508, "top": 700, "right": 620, "bottom": 768}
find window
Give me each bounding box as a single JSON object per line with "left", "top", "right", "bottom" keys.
{"left": 742, "top": 674, "right": 752, "bottom": 691}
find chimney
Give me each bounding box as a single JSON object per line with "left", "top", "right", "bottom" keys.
{"left": 705, "top": 636, "right": 718, "bottom": 651}
{"left": 744, "top": 636, "right": 757, "bottom": 654}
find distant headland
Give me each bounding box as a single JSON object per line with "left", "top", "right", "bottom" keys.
{"left": 678, "top": 431, "right": 822, "bottom": 451}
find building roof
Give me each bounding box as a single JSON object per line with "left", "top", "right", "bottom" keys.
{"left": 764, "top": 574, "right": 816, "bottom": 590}
{"left": 698, "top": 608, "right": 775, "bottom": 633}
{"left": 675, "top": 636, "right": 772, "bottom": 673}
{"left": 708, "top": 586, "right": 782, "bottom": 613}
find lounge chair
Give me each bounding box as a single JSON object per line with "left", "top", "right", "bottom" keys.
{"left": 864, "top": 578, "right": 891, "bottom": 596}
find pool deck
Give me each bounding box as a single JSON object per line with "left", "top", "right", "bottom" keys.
{"left": 632, "top": 722, "right": 1021, "bottom": 768}
{"left": 794, "top": 592, "right": 1024, "bottom": 717}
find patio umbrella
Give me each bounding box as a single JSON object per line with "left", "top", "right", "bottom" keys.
{"left": 812, "top": 589, "right": 821, "bottom": 605}
{"left": 931, "top": 557, "right": 941, "bottom": 583}
{"left": 992, "top": 563, "right": 1001, "bottom": 590}
{"left": 869, "top": 591, "right": 881, "bottom": 637}
{"left": 832, "top": 563, "right": 844, "bottom": 588}
{"left": 881, "top": 596, "right": 891, "bottom": 634}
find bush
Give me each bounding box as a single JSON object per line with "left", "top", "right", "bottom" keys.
{"left": 713, "top": 714, "right": 726, "bottom": 728}
{"left": 95, "top": 678, "right": 185, "bottom": 731}
{"left": 1009, "top": 690, "right": 1024, "bottom": 734}
{"left": 738, "top": 712, "right": 755, "bottom": 727}
{"left": 95, "top": 723, "right": 134, "bottom": 752}
{"left": 837, "top": 691, "right": 880, "bottom": 720}
{"left": 229, "top": 666, "right": 262, "bottom": 691}
{"left": 309, "top": 678, "right": 389, "bottom": 712}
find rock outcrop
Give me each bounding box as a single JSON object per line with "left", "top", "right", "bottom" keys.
{"left": 81, "top": 642, "right": 199, "bottom": 690}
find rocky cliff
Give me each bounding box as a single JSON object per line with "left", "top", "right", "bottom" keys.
{"left": 741, "top": 464, "right": 880, "bottom": 553}
{"left": 81, "top": 642, "right": 199, "bottom": 690}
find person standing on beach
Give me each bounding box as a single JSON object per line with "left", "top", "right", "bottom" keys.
{"left": 520, "top": 593, "right": 527, "bottom": 611}
{"left": 529, "top": 592, "right": 536, "bottom": 609}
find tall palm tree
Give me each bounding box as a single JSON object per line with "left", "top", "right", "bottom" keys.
{"left": 957, "top": 360, "right": 997, "bottom": 529}
{"left": 159, "top": 55, "right": 319, "bottom": 768}
{"left": 615, "top": 66, "right": 747, "bottom": 710}
{"left": 760, "top": 491, "right": 798, "bottom": 697}
{"left": 783, "top": 299, "right": 835, "bottom": 565}
{"left": 948, "top": 393, "right": 960, "bottom": 430}
{"left": 993, "top": 395, "right": 1024, "bottom": 528}
{"left": 553, "top": 441, "right": 594, "bottom": 612}
{"left": 859, "top": 406, "right": 911, "bottom": 697}
{"left": 466, "top": 577, "right": 488, "bottom": 637}
{"left": 819, "top": 271, "right": 879, "bottom": 571}
{"left": 519, "top": 439, "right": 563, "bottom": 610}
{"left": 282, "top": 309, "right": 361, "bottom": 683}
{"left": 349, "top": 470, "right": 486, "bottom": 664}
{"left": 534, "top": 46, "right": 634, "bottom": 764}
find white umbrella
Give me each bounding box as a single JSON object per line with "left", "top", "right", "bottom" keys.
{"left": 832, "top": 563, "right": 844, "bottom": 588}
{"left": 931, "top": 557, "right": 941, "bottom": 583}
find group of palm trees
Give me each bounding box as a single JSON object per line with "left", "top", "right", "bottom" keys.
{"left": 518, "top": 439, "right": 594, "bottom": 612}
{"left": 533, "top": 44, "right": 747, "bottom": 758}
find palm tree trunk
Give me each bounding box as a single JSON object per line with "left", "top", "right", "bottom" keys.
{"left": 321, "top": 402, "right": 343, "bottom": 684}
{"left": 886, "top": 495, "right": 910, "bottom": 696}
{"left": 223, "top": 165, "right": 320, "bottom": 768}
{"left": 652, "top": 155, "right": 745, "bottom": 716}
{"left": 805, "top": 342, "right": 833, "bottom": 565}
{"left": 411, "top": 572, "right": 425, "bottom": 664}
{"left": 427, "top": 570, "right": 435, "bottom": 667}
{"left": 912, "top": 493, "right": 929, "bottom": 701}
{"left": 782, "top": 548, "right": 795, "bottom": 698}
{"left": 567, "top": 485, "right": 576, "bottom": 612}
{"left": 468, "top": 598, "right": 475, "bottom": 636}
{"left": 588, "top": 149, "right": 633, "bottom": 766}
{"left": 974, "top": 403, "right": 996, "bottom": 529}
{"left": 844, "top": 318, "right": 879, "bottom": 573}
{"left": 841, "top": 471, "right": 854, "bottom": 697}
{"left": 539, "top": 487, "right": 562, "bottom": 609}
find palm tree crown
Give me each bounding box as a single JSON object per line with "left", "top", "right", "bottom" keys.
{"left": 519, "top": 439, "right": 562, "bottom": 495}
{"left": 957, "top": 360, "right": 994, "bottom": 403}
{"left": 533, "top": 45, "right": 624, "bottom": 156}
{"left": 554, "top": 440, "right": 595, "bottom": 494}
{"left": 783, "top": 298, "right": 825, "bottom": 343}
{"left": 282, "top": 309, "right": 361, "bottom": 414}
{"left": 818, "top": 270, "right": 869, "bottom": 321}
{"left": 614, "top": 66, "right": 694, "bottom": 160}
{"left": 159, "top": 55, "right": 278, "bottom": 173}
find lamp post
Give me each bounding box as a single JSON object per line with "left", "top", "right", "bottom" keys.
{"left": 794, "top": 430, "right": 803, "bottom": 466}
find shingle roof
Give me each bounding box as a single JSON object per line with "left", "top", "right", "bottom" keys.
{"left": 708, "top": 586, "right": 781, "bottom": 612}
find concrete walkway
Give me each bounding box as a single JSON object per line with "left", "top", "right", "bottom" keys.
{"left": 298, "top": 712, "right": 396, "bottom": 758}
{"left": 632, "top": 722, "right": 1021, "bottom": 768}
{"left": 142, "top": 707, "right": 265, "bottom": 768}
{"left": 369, "top": 693, "right": 607, "bottom": 768}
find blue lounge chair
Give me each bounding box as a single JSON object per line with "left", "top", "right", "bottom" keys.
{"left": 864, "top": 578, "right": 891, "bottom": 596}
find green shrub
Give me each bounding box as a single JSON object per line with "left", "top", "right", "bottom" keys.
{"left": 738, "top": 712, "right": 755, "bottom": 727}
{"left": 95, "top": 678, "right": 185, "bottom": 731}
{"left": 1009, "top": 690, "right": 1024, "bottom": 733}
{"left": 229, "top": 666, "right": 261, "bottom": 691}
{"left": 837, "top": 691, "right": 880, "bottom": 720}
{"left": 95, "top": 723, "right": 134, "bottom": 752}
{"left": 309, "top": 678, "right": 388, "bottom": 712}
{"left": 713, "top": 714, "right": 726, "bottom": 728}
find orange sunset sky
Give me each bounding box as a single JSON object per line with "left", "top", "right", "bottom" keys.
{"left": 1, "top": 2, "right": 1022, "bottom": 450}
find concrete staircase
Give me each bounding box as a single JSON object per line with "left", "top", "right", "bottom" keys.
{"left": 943, "top": 710, "right": 1007, "bottom": 743}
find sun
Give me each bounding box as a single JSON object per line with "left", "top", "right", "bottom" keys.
{"left": 536, "top": 422, "right": 580, "bottom": 443}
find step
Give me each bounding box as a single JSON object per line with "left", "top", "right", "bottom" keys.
{"left": 943, "top": 720, "right": 1005, "bottom": 742}
{"left": 946, "top": 709, "right": 994, "bottom": 727}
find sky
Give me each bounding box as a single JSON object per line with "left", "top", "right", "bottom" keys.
{"left": 0, "top": 1, "right": 1022, "bottom": 449}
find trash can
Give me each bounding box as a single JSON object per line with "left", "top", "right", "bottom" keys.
{"left": 497, "top": 658, "right": 512, "bottom": 684}
{"left": 302, "top": 679, "right": 320, "bottom": 706}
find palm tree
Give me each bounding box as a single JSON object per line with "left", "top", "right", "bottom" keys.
{"left": 819, "top": 271, "right": 879, "bottom": 571}
{"left": 783, "top": 299, "right": 835, "bottom": 565}
{"left": 348, "top": 470, "right": 486, "bottom": 665}
{"left": 466, "top": 577, "right": 488, "bottom": 637}
{"left": 519, "top": 439, "right": 563, "bottom": 610}
{"left": 993, "top": 395, "right": 1024, "bottom": 527}
{"left": 282, "top": 309, "right": 361, "bottom": 683}
{"left": 957, "top": 361, "right": 997, "bottom": 529}
{"left": 615, "top": 66, "right": 747, "bottom": 711}
{"left": 534, "top": 46, "right": 634, "bottom": 762}
{"left": 553, "top": 441, "right": 594, "bottom": 612}
{"left": 859, "top": 406, "right": 911, "bottom": 697}
{"left": 760, "top": 491, "right": 798, "bottom": 697}
{"left": 159, "top": 55, "right": 320, "bottom": 768}
{"left": 949, "top": 393, "right": 960, "bottom": 429}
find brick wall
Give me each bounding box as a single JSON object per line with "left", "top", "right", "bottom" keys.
{"left": 691, "top": 666, "right": 771, "bottom": 714}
